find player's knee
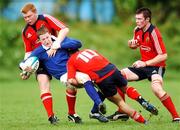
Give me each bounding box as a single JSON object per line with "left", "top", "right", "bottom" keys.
{"left": 75, "top": 72, "right": 91, "bottom": 84}
{"left": 151, "top": 74, "right": 165, "bottom": 98}
{"left": 120, "top": 69, "right": 127, "bottom": 79}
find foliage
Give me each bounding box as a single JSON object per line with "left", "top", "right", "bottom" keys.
{"left": 0, "top": 0, "right": 180, "bottom": 72}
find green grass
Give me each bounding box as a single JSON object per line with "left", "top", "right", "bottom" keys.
{"left": 0, "top": 70, "right": 180, "bottom": 130}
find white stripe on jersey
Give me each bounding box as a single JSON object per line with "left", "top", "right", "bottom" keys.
{"left": 44, "top": 14, "right": 66, "bottom": 29}
{"left": 151, "top": 30, "right": 163, "bottom": 54}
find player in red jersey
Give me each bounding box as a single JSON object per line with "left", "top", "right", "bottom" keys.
{"left": 20, "top": 3, "right": 83, "bottom": 124}
{"left": 108, "top": 7, "right": 180, "bottom": 123}
{"left": 66, "top": 49, "right": 160, "bottom": 124}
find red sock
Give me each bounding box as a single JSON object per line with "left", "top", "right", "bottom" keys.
{"left": 40, "top": 93, "right": 54, "bottom": 118}
{"left": 132, "top": 111, "right": 146, "bottom": 124}
{"left": 160, "top": 93, "right": 179, "bottom": 119}
{"left": 66, "top": 89, "right": 77, "bottom": 115}
{"left": 126, "top": 86, "right": 140, "bottom": 100}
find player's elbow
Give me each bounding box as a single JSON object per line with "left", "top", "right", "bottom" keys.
{"left": 63, "top": 27, "right": 69, "bottom": 34}
{"left": 163, "top": 53, "right": 168, "bottom": 60}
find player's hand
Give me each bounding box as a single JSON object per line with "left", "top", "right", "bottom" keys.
{"left": 20, "top": 71, "right": 30, "bottom": 80}
{"left": 132, "top": 60, "right": 146, "bottom": 68}
{"left": 24, "top": 66, "right": 33, "bottom": 72}
{"left": 128, "top": 39, "right": 139, "bottom": 49}
{"left": 47, "top": 48, "right": 57, "bottom": 57}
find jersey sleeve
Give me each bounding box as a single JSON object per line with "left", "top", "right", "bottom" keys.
{"left": 22, "top": 32, "right": 33, "bottom": 52}
{"left": 150, "top": 27, "right": 166, "bottom": 54}
{"left": 67, "top": 57, "right": 76, "bottom": 79}
{"left": 61, "top": 37, "right": 82, "bottom": 50}
{"left": 44, "top": 14, "right": 67, "bottom": 31}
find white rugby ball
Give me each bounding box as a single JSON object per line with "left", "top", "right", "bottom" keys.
{"left": 24, "top": 56, "right": 39, "bottom": 73}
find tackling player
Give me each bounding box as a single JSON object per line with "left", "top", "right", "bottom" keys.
{"left": 20, "top": 25, "right": 109, "bottom": 123}
{"left": 66, "top": 49, "right": 158, "bottom": 124}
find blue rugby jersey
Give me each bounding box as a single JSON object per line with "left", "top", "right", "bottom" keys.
{"left": 30, "top": 37, "right": 82, "bottom": 80}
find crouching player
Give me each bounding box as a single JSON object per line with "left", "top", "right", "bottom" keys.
{"left": 20, "top": 25, "right": 108, "bottom": 124}
{"left": 67, "top": 49, "right": 151, "bottom": 124}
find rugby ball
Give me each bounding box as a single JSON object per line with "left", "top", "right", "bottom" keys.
{"left": 23, "top": 56, "right": 39, "bottom": 73}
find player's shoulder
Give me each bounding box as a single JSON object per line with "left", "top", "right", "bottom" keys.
{"left": 22, "top": 24, "right": 33, "bottom": 36}
{"left": 147, "top": 24, "right": 156, "bottom": 33}
{"left": 43, "top": 14, "right": 56, "bottom": 20}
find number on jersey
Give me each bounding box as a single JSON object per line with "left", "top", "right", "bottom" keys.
{"left": 77, "top": 49, "right": 98, "bottom": 63}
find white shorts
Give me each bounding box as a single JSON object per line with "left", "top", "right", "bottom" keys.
{"left": 60, "top": 72, "right": 91, "bottom": 86}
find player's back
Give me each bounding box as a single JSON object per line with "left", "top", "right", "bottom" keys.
{"left": 69, "top": 49, "right": 110, "bottom": 79}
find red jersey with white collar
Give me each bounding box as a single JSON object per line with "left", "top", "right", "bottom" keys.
{"left": 67, "top": 49, "right": 115, "bottom": 81}
{"left": 22, "top": 14, "right": 66, "bottom": 52}
{"left": 134, "top": 24, "right": 166, "bottom": 67}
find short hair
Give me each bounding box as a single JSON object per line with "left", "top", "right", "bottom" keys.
{"left": 37, "top": 25, "right": 49, "bottom": 37}
{"left": 21, "top": 3, "right": 37, "bottom": 14}
{"left": 136, "top": 7, "right": 151, "bottom": 22}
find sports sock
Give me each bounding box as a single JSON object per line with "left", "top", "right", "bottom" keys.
{"left": 160, "top": 93, "right": 179, "bottom": 119}
{"left": 126, "top": 86, "right": 141, "bottom": 100}
{"left": 40, "top": 93, "right": 54, "bottom": 118}
{"left": 66, "top": 89, "right": 77, "bottom": 115}
{"left": 84, "top": 81, "right": 102, "bottom": 106}
{"left": 91, "top": 91, "right": 106, "bottom": 113}
{"left": 131, "top": 111, "right": 146, "bottom": 124}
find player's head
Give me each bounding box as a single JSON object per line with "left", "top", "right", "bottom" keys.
{"left": 21, "top": 3, "right": 38, "bottom": 25}
{"left": 37, "top": 25, "right": 52, "bottom": 47}
{"left": 135, "top": 7, "right": 151, "bottom": 29}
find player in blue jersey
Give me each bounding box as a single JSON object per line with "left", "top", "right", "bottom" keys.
{"left": 20, "top": 25, "right": 108, "bottom": 123}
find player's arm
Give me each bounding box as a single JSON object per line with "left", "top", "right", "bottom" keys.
{"left": 132, "top": 54, "right": 167, "bottom": 68}
{"left": 44, "top": 14, "right": 69, "bottom": 49}
{"left": 22, "top": 32, "right": 33, "bottom": 59}
{"left": 67, "top": 59, "right": 79, "bottom": 86}
{"left": 60, "top": 38, "right": 82, "bottom": 50}
{"left": 20, "top": 33, "right": 33, "bottom": 79}
{"left": 19, "top": 48, "right": 40, "bottom": 80}
{"left": 145, "top": 28, "right": 167, "bottom": 66}
{"left": 128, "top": 27, "right": 140, "bottom": 49}
{"left": 145, "top": 54, "right": 167, "bottom": 66}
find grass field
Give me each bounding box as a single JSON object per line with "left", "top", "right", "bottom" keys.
{"left": 0, "top": 70, "right": 180, "bottom": 130}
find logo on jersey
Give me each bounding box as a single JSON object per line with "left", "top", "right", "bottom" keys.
{"left": 27, "top": 33, "right": 32, "bottom": 38}
{"left": 137, "top": 35, "right": 140, "bottom": 40}
{"left": 140, "top": 45, "right": 151, "bottom": 52}
{"left": 152, "top": 70, "right": 157, "bottom": 74}
{"left": 146, "top": 37, "right": 150, "bottom": 43}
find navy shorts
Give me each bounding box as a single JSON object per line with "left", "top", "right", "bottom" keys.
{"left": 128, "top": 66, "right": 165, "bottom": 81}
{"left": 35, "top": 62, "right": 52, "bottom": 80}
{"left": 96, "top": 69, "right": 127, "bottom": 97}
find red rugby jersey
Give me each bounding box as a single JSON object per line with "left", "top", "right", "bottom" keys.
{"left": 67, "top": 49, "right": 110, "bottom": 81}
{"left": 134, "top": 24, "right": 167, "bottom": 67}
{"left": 22, "top": 14, "right": 66, "bottom": 52}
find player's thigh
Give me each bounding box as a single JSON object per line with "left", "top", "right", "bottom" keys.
{"left": 121, "top": 68, "right": 139, "bottom": 81}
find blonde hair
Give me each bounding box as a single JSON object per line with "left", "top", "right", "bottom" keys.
{"left": 37, "top": 25, "right": 49, "bottom": 37}
{"left": 21, "top": 3, "right": 37, "bottom": 14}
